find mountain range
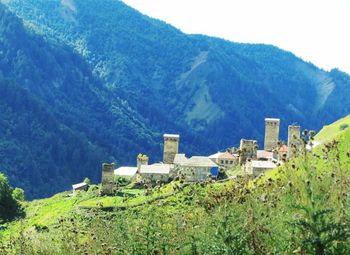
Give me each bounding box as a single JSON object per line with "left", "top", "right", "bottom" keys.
{"left": 1, "top": 0, "right": 350, "bottom": 198}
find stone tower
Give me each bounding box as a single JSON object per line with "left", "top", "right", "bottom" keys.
{"left": 137, "top": 154, "right": 149, "bottom": 172}
{"left": 239, "top": 139, "right": 258, "bottom": 165}
{"left": 101, "top": 163, "right": 115, "bottom": 195}
{"left": 264, "top": 118, "right": 280, "bottom": 151}
{"left": 163, "top": 134, "right": 179, "bottom": 164}
{"left": 287, "top": 125, "right": 301, "bottom": 159}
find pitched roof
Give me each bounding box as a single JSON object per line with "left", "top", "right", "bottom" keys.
{"left": 139, "top": 164, "right": 172, "bottom": 174}
{"left": 257, "top": 150, "right": 273, "bottom": 159}
{"left": 174, "top": 154, "right": 188, "bottom": 164}
{"left": 218, "top": 151, "right": 237, "bottom": 159}
{"left": 114, "top": 167, "right": 138, "bottom": 176}
{"left": 251, "top": 160, "right": 276, "bottom": 169}
{"left": 278, "top": 145, "right": 289, "bottom": 152}
{"left": 182, "top": 156, "right": 218, "bottom": 167}
{"left": 209, "top": 151, "right": 237, "bottom": 159}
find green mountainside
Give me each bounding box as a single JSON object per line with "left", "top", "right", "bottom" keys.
{"left": 315, "top": 114, "right": 350, "bottom": 143}
{"left": 0, "top": 4, "right": 167, "bottom": 198}
{"left": 3, "top": 0, "right": 350, "bottom": 142}
{"left": 0, "top": 0, "right": 350, "bottom": 199}
{"left": 1, "top": 116, "right": 350, "bottom": 254}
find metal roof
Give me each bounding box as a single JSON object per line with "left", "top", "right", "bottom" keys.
{"left": 251, "top": 160, "right": 276, "bottom": 169}
{"left": 139, "top": 164, "right": 172, "bottom": 174}
{"left": 174, "top": 154, "right": 187, "bottom": 164}
{"left": 209, "top": 151, "right": 237, "bottom": 159}
{"left": 177, "top": 156, "right": 218, "bottom": 168}
{"left": 72, "top": 182, "right": 88, "bottom": 190}
{"left": 114, "top": 167, "right": 138, "bottom": 176}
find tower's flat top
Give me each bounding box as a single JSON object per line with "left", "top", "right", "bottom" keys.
{"left": 265, "top": 118, "right": 280, "bottom": 122}
{"left": 164, "top": 134, "right": 180, "bottom": 138}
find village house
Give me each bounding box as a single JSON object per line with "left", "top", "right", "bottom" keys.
{"left": 174, "top": 154, "right": 219, "bottom": 181}
{"left": 256, "top": 150, "right": 275, "bottom": 161}
{"left": 114, "top": 166, "right": 138, "bottom": 180}
{"left": 72, "top": 182, "right": 88, "bottom": 194}
{"left": 138, "top": 163, "right": 172, "bottom": 182}
{"left": 244, "top": 160, "right": 277, "bottom": 177}
{"left": 277, "top": 144, "right": 289, "bottom": 161}
{"left": 209, "top": 151, "right": 238, "bottom": 170}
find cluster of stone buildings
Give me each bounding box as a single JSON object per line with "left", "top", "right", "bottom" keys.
{"left": 241, "top": 118, "right": 301, "bottom": 177}
{"left": 95, "top": 118, "right": 301, "bottom": 195}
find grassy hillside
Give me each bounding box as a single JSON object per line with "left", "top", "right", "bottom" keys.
{"left": 1, "top": 118, "right": 350, "bottom": 254}
{"left": 315, "top": 114, "right": 350, "bottom": 143}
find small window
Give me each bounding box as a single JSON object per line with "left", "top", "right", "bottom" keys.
{"left": 225, "top": 160, "right": 228, "bottom": 164}
{"left": 220, "top": 160, "right": 224, "bottom": 164}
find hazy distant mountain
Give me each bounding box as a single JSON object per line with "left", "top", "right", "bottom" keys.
{"left": 1, "top": 0, "right": 350, "bottom": 198}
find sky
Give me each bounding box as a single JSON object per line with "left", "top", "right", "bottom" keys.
{"left": 122, "top": 0, "right": 350, "bottom": 74}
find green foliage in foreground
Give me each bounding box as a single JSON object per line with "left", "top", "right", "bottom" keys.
{"left": 0, "top": 173, "right": 23, "bottom": 224}
{"left": 1, "top": 128, "right": 350, "bottom": 254}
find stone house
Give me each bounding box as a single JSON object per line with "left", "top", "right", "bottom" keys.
{"left": 257, "top": 150, "right": 275, "bottom": 161}
{"left": 174, "top": 154, "right": 219, "bottom": 181}
{"left": 277, "top": 145, "right": 289, "bottom": 161}
{"left": 209, "top": 151, "right": 238, "bottom": 170}
{"left": 245, "top": 160, "right": 276, "bottom": 177}
{"left": 138, "top": 163, "right": 172, "bottom": 182}
{"left": 114, "top": 166, "right": 138, "bottom": 180}
{"left": 72, "top": 182, "right": 88, "bottom": 194}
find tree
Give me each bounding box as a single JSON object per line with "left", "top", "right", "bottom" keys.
{"left": 12, "top": 187, "right": 25, "bottom": 201}
{"left": 0, "top": 172, "right": 24, "bottom": 223}
{"left": 83, "top": 177, "right": 91, "bottom": 185}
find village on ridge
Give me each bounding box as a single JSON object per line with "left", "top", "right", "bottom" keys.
{"left": 73, "top": 118, "right": 304, "bottom": 194}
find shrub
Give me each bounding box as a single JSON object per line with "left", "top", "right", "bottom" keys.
{"left": 339, "top": 124, "right": 349, "bottom": 131}
{"left": 0, "top": 173, "right": 24, "bottom": 223}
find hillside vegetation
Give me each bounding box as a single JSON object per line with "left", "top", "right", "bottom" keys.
{"left": 1, "top": 118, "right": 350, "bottom": 254}
{"left": 315, "top": 114, "right": 350, "bottom": 143}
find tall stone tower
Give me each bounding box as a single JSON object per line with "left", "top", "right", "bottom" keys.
{"left": 287, "top": 125, "right": 301, "bottom": 159}
{"left": 264, "top": 118, "right": 280, "bottom": 151}
{"left": 163, "top": 134, "right": 179, "bottom": 164}
{"left": 239, "top": 139, "right": 258, "bottom": 165}
{"left": 137, "top": 154, "right": 149, "bottom": 172}
{"left": 101, "top": 163, "right": 115, "bottom": 195}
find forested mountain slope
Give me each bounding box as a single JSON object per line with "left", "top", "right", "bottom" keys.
{"left": 0, "top": 4, "right": 167, "bottom": 198}
{"left": 3, "top": 0, "right": 350, "bottom": 143}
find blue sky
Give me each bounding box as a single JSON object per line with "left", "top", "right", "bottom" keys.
{"left": 123, "top": 0, "right": 350, "bottom": 74}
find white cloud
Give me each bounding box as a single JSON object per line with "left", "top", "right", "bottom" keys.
{"left": 122, "top": 0, "right": 350, "bottom": 74}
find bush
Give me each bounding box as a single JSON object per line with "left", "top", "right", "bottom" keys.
{"left": 339, "top": 124, "right": 349, "bottom": 131}
{"left": 12, "top": 188, "right": 25, "bottom": 202}
{"left": 0, "top": 173, "right": 24, "bottom": 223}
